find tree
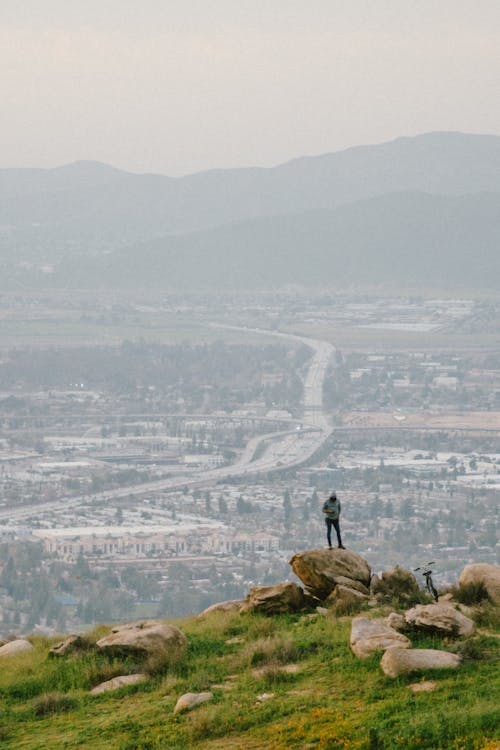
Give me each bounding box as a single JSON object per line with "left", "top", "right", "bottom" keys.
{"left": 283, "top": 490, "right": 292, "bottom": 527}
{"left": 205, "top": 491, "right": 212, "bottom": 513}
{"left": 218, "top": 495, "right": 228, "bottom": 514}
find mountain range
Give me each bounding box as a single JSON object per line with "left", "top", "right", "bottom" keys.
{"left": 1, "top": 131, "right": 500, "bottom": 290}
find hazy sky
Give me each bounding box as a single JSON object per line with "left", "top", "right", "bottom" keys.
{"left": 1, "top": 0, "right": 499, "bottom": 175}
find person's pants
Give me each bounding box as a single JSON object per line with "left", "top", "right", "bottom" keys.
{"left": 326, "top": 518, "right": 342, "bottom": 547}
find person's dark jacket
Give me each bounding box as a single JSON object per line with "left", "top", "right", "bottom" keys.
{"left": 322, "top": 496, "right": 341, "bottom": 520}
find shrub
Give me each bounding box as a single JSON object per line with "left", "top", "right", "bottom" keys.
{"left": 246, "top": 635, "right": 296, "bottom": 667}
{"left": 32, "top": 692, "right": 78, "bottom": 717}
{"left": 330, "top": 597, "right": 366, "bottom": 617}
{"left": 453, "top": 582, "right": 490, "bottom": 606}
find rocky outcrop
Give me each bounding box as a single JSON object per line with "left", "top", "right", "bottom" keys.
{"left": 381, "top": 647, "right": 461, "bottom": 678}
{"left": 370, "top": 566, "right": 420, "bottom": 604}
{"left": 350, "top": 616, "right": 411, "bottom": 659}
{"left": 197, "top": 599, "right": 245, "bottom": 619}
{"left": 90, "top": 673, "right": 148, "bottom": 695}
{"left": 240, "top": 582, "right": 305, "bottom": 615}
{"left": 0, "top": 639, "right": 34, "bottom": 658}
{"left": 404, "top": 603, "right": 475, "bottom": 637}
{"left": 173, "top": 692, "right": 213, "bottom": 713}
{"left": 96, "top": 621, "right": 187, "bottom": 660}
{"left": 458, "top": 563, "right": 500, "bottom": 606}
{"left": 289, "top": 549, "right": 371, "bottom": 600}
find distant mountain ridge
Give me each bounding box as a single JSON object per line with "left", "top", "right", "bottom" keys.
{"left": 1, "top": 131, "right": 500, "bottom": 290}
{"left": 58, "top": 190, "right": 500, "bottom": 290}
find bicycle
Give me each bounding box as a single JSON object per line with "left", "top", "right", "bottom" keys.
{"left": 413, "top": 561, "right": 439, "bottom": 601}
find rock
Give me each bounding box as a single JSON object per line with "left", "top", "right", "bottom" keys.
{"left": 197, "top": 599, "right": 245, "bottom": 619}
{"left": 49, "top": 635, "right": 88, "bottom": 657}
{"left": 173, "top": 691, "right": 213, "bottom": 713}
{"left": 240, "top": 582, "right": 305, "bottom": 615}
{"left": 0, "top": 639, "right": 34, "bottom": 658}
{"left": 316, "top": 606, "right": 329, "bottom": 616}
{"left": 350, "top": 616, "right": 411, "bottom": 659}
{"left": 334, "top": 576, "right": 370, "bottom": 595}
{"left": 90, "top": 673, "right": 148, "bottom": 695}
{"left": 459, "top": 563, "right": 500, "bottom": 606}
{"left": 96, "top": 621, "right": 187, "bottom": 660}
{"left": 225, "top": 636, "right": 245, "bottom": 645}
{"left": 289, "top": 548, "right": 371, "bottom": 599}
{"left": 408, "top": 680, "right": 437, "bottom": 693}
{"left": 256, "top": 693, "right": 275, "bottom": 702}
{"left": 381, "top": 647, "right": 461, "bottom": 678}
{"left": 386, "top": 612, "right": 407, "bottom": 631}
{"left": 370, "top": 566, "right": 420, "bottom": 604}
{"left": 404, "top": 603, "right": 475, "bottom": 637}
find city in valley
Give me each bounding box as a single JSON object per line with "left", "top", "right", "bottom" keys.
{"left": 0, "top": 290, "right": 498, "bottom": 633}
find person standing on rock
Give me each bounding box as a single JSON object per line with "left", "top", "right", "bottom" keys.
{"left": 322, "top": 492, "right": 345, "bottom": 549}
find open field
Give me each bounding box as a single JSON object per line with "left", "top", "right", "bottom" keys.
{"left": 284, "top": 323, "right": 500, "bottom": 352}
{"left": 0, "top": 315, "right": 270, "bottom": 349}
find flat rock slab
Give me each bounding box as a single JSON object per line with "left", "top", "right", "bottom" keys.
{"left": 289, "top": 548, "right": 371, "bottom": 599}
{"left": 90, "top": 673, "right": 148, "bottom": 695}
{"left": 0, "top": 639, "right": 34, "bottom": 658}
{"left": 459, "top": 563, "right": 500, "bottom": 606}
{"left": 174, "top": 692, "right": 213, "bottom": 713}
{"left": 240, "top": 582, "right": 305, "bottom": 615}
{"left": 404, "top": 603, "right": 475, "bottom": 637}
{"left": 381, "top": 647, "right": 461, "bottom": 678}
{"left": 97, "top": 620, "right": 187, "bottom": 659}
{"left": 350, "top": 617, "right": 411, "bottom": 659}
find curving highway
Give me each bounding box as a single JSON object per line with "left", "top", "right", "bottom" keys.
{"left": 0, "top": 328, "right": 335, "bottom": 521}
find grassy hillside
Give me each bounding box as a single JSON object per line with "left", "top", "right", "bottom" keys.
{"left": 0, "top": 604, "right": 499, "bottom": 750}
{"left": 36, "top": 191, "right": 500, "bottom": 292}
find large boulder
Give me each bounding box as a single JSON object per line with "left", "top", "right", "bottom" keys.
{"left": 0, "top": 639, "right": 34, "bottom": 658}
{"left": 96, "top": 621, "right": 187, "bottom": 660}
{"left": 370, "top": 566, "right": 420, "bottom": 605}
{"left": 240, "top": 582, "right": 305, "bottom": 615}
{"left": 381, "top": 647, "right": 461, "bottom": 678}
{"left": 289, "top": 549, "right": 371, "bottom": 600}
{"left": 350, "top": 617, "right": 411, "bottom": 659}
{"left": 404, "top": 603, "right": 475, "bottom": 637}
{"left": 458, "top": 563, "right": 500, "bottom": 606}
{"left": 90, "top": 673, "right": 148, "bottom": 695}
{"left": 197, "top": 599, "right": 245, "bottom": 619}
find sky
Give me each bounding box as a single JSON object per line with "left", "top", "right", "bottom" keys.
{"left": 1, "top": 0, "right": 500, "bottom": 175}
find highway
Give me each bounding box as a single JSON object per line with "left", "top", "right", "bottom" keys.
{"left": 0, "top": 328, "right": 335, "bottom": 522}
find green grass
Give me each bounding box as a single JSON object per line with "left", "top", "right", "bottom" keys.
{"left": 0, "top": 610, "right": 498, "bottom": 750}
